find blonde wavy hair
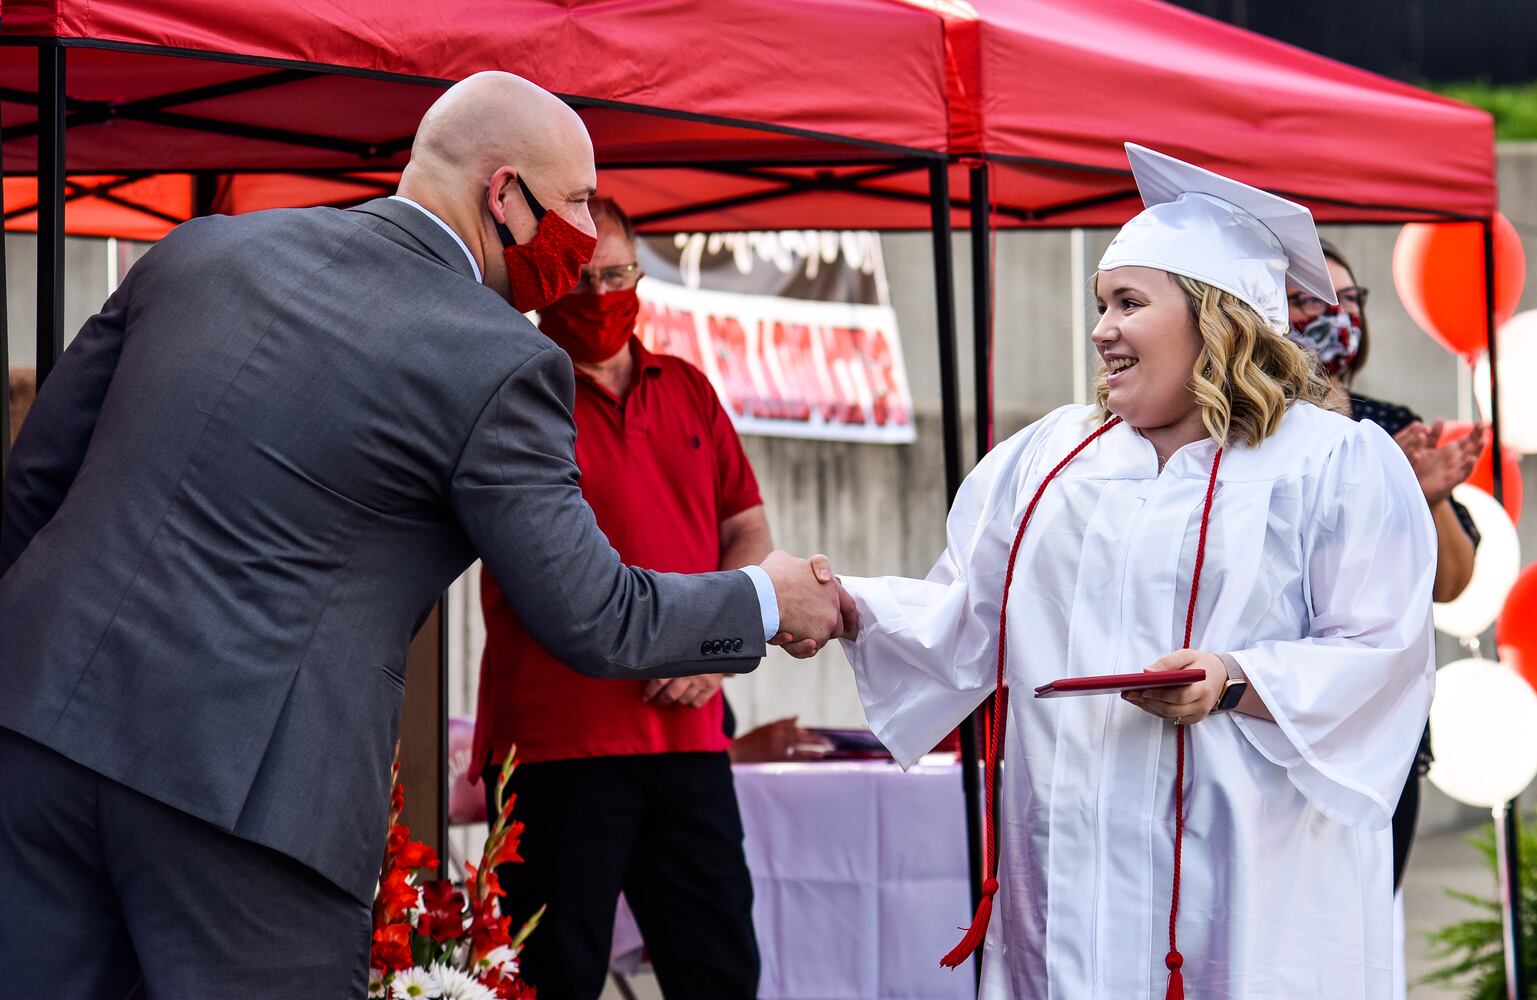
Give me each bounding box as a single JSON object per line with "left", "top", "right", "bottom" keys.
{"left": 1094, "top": 275, "right": 1331, "bottom": 448}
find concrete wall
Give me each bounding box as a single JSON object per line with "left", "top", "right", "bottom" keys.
{"left": 8, "top": 150, "right": 1537, "bottom": 758}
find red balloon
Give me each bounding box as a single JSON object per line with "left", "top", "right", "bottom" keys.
{"left": 1440, "top": 420, "right": 1524, "bottom": 522}
{"left": 1498, "top": 563, "right": 1537, "bottom": 694}
{"left": 1393, "top": 213, "right": 1526, "bottom": 358}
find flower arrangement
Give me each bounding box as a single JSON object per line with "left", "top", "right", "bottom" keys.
{"left": 369, "top": 750, "right": 542, "bottom": 1000}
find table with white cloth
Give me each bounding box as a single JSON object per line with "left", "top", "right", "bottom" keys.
{"left": 612, "top": 758, "right": 974, "bottom": 1000}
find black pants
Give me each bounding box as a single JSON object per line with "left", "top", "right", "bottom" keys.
{"left": 484, "top": 751, "right": 759, "bottom": 1000}
{"left": 1391, "top": 771, "right": 1421, "bottom": 892}
{"left": 0, "top": 727, "right": 372, "bottom": 1000}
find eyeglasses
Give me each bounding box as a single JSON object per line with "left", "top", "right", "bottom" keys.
{"left": 1337, "top": 286, "right": 1369, "bottom": 309}
{"left": 1288, "top": 286, "right": 1369, "bottom": 316}
{"left": 578, "top": 262, "right": 641, "bottom": 291}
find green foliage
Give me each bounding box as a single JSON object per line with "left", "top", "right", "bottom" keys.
{"left": 1431, "top": 82, "right": 1537, "bottom": 141}
{"left": 1420, "top": 815, "right": 1537, "bottom": 998}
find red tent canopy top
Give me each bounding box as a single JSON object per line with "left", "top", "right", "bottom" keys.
{"left": 0, "top": 0, "right": 1496, "bottom": 238}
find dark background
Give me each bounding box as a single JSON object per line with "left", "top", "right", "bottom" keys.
{"left": 1168, "top": 0, "right": 1537, "bottom": 83}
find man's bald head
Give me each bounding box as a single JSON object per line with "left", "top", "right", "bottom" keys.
{"left": 407, "top": 73, "right": 588, "bottom": 189}
{"left": 397, "top": 72, "right": 598, "bottom": 299}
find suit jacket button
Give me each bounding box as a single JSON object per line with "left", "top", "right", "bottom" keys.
{"left": 700, "top": 641, "right": 712, "bottom": 655}
{"left": 712, "top": 639, "right": 725, "bottom": 654}
{"left": 733, "top": 639, "right": 744, "bottom": 653}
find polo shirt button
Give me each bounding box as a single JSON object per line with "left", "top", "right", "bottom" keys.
{"left": 733, "top": 639, "right": 744, "bottom": 653}
{"left": 700, "top": 641, "right": 712, "bottom": 655}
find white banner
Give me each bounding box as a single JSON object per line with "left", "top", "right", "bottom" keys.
{"left": 635, "top": 232, "right": 915, "bottom": 444}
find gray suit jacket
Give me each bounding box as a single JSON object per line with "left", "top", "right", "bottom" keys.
{"left": 0, "top": 198, "right": 764, "bottom": 902}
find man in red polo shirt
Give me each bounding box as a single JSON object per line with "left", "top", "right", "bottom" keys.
{"left": 474, "top": 197, "right": 770, "bottom": 999}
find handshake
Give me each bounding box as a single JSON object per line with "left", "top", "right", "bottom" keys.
{"left": 759, "top": 550, "right": 860, "bottom": 657}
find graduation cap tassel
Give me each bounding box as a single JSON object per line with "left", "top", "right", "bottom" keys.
{"left": 940, "top": 418, "right": 1122, "bottom": 971}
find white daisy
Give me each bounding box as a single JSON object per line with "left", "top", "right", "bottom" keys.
{"left": 368, "top": 968, "right": 388, "bottom": 998}
{"left": 432, "top": 964, "right": 498, "bottom": 1000}
{"left": 475, "top": 945, "right": 518, "bottom": 978}
{"left": 391, "top": 965, "right": 441, "bottom": 1000}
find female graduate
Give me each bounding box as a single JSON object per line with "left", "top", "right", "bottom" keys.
{"left": 835, "top": 145, "right": 1436, "bottom": 999}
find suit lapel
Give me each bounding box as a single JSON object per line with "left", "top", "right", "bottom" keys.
{"left": 349, "top": 197, "right": 479, "bottom": 283}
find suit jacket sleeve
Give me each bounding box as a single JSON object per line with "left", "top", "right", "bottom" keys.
{"left": 1, "top": 275, "right": 132, "bottom": 575}
{"left": 451, "top": 344, "right": 766, "bottom": 678}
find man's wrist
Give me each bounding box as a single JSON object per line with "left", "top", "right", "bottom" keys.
{"left": 737, "top": 565, "right": 780, "bottom": 640}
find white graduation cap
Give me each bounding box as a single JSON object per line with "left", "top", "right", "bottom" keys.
{"left": 1098, "top": 143, "right": 1335, "bottom": 333}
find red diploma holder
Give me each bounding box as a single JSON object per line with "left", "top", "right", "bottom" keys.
{"left": 1033, "top": 668, "right": 1206, "bottom": 699}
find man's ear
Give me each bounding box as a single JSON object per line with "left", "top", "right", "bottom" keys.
{"left": 486, "top": 166, "right": 518, "bottom": 226}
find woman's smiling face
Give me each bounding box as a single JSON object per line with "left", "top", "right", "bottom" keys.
{"left": 1091, "top": 266, "right": 1203, "bottom": 434}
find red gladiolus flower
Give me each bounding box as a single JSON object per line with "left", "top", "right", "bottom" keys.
{"left": 378, "top": 866, "right": 419, "bottom": 924}
{"left": 370, "top": 924, "right": 413, "bottom": 974}
{"left": 490, "top": 821, "right": 525, "bottom": 868}
{"left": 417, "top": 880, "right": 466, "bottom": 942}
{"left": 479, "top": 971, "right": 533, "bottom": 999}
{"left": 468, "top": 905, "right": 512, "bottom": 962}
{"left": 395, "top": 839, "right": 439, "bottom": 873}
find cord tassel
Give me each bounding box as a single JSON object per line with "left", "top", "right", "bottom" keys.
{"left": 940, "top": 878, "right": 998, "bottom": 968}
{"left": 1164, "top": 949, "right": 1185, "bottom": 1000}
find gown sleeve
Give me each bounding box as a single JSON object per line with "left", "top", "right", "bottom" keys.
{"left": 838, "top": 413, "right": 1059, "bottom": 769}
{"left": 1228, "top": 420, "right": 1438, "bottom": 830}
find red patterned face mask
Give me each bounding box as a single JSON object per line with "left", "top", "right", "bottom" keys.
{"left": 497, "top": 176, "right": 596, "bottom": 313}
{"left": 538, "top": 288, "right": 640, "bottom": 365}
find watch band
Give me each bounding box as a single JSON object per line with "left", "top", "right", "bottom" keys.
{"left": 1212, "top": 653, "right": 1248, "bottom": 713}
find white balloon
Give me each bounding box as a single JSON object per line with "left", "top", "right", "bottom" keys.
{"left": 1433, "top": 485, "right": 1521, "bottom": 639}
{"left": 1473, "top": 310, "right": 1537, "bottom": 453}
{"left": 1428, "top": 657, "right": 1537, "bottom": 808}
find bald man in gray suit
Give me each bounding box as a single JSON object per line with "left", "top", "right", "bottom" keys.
{"left": 0, "top": 72, "right": 851, "bottom": 1000}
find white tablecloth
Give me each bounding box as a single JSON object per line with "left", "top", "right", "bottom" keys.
{"left": 613, "top": 759, "right": 975, "bottom": 1000}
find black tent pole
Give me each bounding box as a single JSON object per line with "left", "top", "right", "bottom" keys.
{"left": 1484, "top": 218, "right": 1524, "bottom": 1000}
{"left": 970, "top": 164, "right": 993, "bottom": 465}
{"left": 37, "top": 43, "right": 65, "bottom": 386}
{"left": 967, "top": 162, "right": 998, "bottom": 912}
{"left": 929, "top": 159, "right": 984, "bottom": 988}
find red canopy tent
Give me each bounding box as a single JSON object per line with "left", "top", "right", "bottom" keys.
{"left": 0, "top": 0, "right": 1494, "bottom": 236}
{"left": 0, "top": 0, "right": 1502, "bottom": 567}
{"left": 1, "top": 2, "right": 1508, "bottom": 979}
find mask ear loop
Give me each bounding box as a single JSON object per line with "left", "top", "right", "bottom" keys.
{"left": 495, "top": 173, "right": 550, "bottom": 247}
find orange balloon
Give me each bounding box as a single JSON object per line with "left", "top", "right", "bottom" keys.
{"left": 1393, "top": 213, "right": 1526, "bottom": 358}
{"left": 1440, "top": 421, "right": 1524, "bottom": 522}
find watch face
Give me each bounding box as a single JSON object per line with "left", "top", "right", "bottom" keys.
{"left": 1217, "top": 680, "right": 1248, "bottom": 712}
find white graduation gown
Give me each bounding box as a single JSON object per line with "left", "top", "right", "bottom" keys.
{"left": 841, "top": 402, "right": 1436, "bottom": 1000}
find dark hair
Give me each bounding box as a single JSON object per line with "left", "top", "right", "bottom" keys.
{"left": 589, "top": 195, "right": 637, "bottom": 247}
{"left": 1317, "top": 238, "right": 1369, "bottom": 382}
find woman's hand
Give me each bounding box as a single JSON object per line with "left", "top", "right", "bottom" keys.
{"left": 1120, "top": 649, "right": 1227, "bottom": 725}
{"left": 1393, "top": 420, "right": 1481, "bottom": 506}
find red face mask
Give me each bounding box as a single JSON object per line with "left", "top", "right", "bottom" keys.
{"left": 538, "top": 288, "right": 640, "bottom": 365}
{"left": 502, "top": 210, "right": 597, "bottom": 313}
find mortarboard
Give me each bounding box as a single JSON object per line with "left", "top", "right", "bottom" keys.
{"left": 1099, "top": 143, "right": 1336, "bottom": 333}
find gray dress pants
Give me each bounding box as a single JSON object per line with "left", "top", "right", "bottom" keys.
{"left": 0, "top": 727, "right": 372, "bottom": 1000}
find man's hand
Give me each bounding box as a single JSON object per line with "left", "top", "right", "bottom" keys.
{"left": 728, "top": 716, "right": 834, "bottom": 763}
{"left": 1120, "top": 650, "right": 1226, "bottom": 726}
{"left": 641, "top": 674, "right": 724, "bottom": 708}
{"left": 761, "top": 550, "right": 843, "bottom": 650}
{"left": 1394, "top": 420, "right": 1481, "bottom": 506}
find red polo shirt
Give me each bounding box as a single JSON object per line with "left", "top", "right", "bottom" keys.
{"left": 472, "top": 338, "right": 762, "bottom": 768}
